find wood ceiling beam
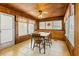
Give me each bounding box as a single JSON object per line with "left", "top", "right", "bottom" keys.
{"left": 38, "top": 16, "right": 64, "bottom": 22}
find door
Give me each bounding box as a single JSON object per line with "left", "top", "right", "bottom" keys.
{"left": 0, "top": 13, "right": 15, "bottom": 49}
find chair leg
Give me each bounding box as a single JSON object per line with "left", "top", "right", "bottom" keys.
{"left": 39, "top": 44, "right": 41, "bottom": 53}
{"left": 49, "top": 40, "right": 51, "bottom": 48}
{"left": 50, "top": 39, "right": 52, "bottom": 45}
{"left": 33, "top": 42, "right": 35, "bottom": 50}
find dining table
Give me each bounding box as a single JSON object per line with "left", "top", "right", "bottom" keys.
{"left": 31, "top": 31, "right": 50, "bottom": 54}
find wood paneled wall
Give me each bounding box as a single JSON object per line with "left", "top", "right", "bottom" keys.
{"left": 74, "top": 4, "right": 79, "bottom": 56}
{"left": 37, "top": 29, "right": 65, "bottom": 41}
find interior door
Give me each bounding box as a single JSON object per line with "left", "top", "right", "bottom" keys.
{"left": 0, "top": 13, "right": 15, "bottom": 49}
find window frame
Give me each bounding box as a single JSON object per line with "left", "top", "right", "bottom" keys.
{"left": 39, "top": 20, "right": 63, "bottom": 30}
{"left": 17, "top": 16, "right": 35, "bottom": 36}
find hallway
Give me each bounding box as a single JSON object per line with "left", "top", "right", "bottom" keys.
{"left": 0, "top": 39, "right": 70, "bottom": 56}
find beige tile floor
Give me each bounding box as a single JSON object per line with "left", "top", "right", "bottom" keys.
{"left": 0, "top": 39, "right": 70, "bottom": 56}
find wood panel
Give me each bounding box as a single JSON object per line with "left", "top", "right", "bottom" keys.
{"left": 16, "top": 35, "right": 31, "bottom": 44}
{"left": 74, "top": 4, "right": 79, "bottom": 56}
{"left": 37, "top": 29, "right": 65, "bottom": 41}
{"left": 38, "top": 16, "right": 64, "bottom": 22}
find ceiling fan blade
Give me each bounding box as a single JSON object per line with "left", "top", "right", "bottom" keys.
{"left": 43, "top": 11, "right": 48, "bottom": 14}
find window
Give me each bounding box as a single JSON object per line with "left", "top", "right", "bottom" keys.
{"left": 28, "top": 20, "right": 35, "bottom": 34}
{"left": 46, "top": 21, "right": 53, "bottom": 29}
{"left": 18, "top": 22, "right": 28, "bottom": 36}
{"left": 18, "top": 17, "right": 28, "bottom": 36}
{"left": 28, "top": 23, "right": 34, "bottom": 34}
{"left": 39, "top": 20, "right": 62, "bottom": 30}
{"left": 65, "top": 4, "right": 74, "bottom": 47}
{"left": 52, "top": 20, "right": 62, "bottom": 30}
{"left": 39, "top": 22, "right": 46, "bottom": 29}
{"left": 18, "top": 17, "right": 35, "bottom": 36}
{"left": 65, "top": 16, "right": 74, "bottom": 47}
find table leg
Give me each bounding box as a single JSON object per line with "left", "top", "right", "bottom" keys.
{"left": 44, "top": 37, "right": 45, "bottom": 54}
{"left": 31, "top": 38, "right": 32, "bottom": 48}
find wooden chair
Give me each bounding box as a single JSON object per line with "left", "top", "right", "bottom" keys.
{"left": 49, "top": 33, "right": 52, "bottom": 45}
{"left": 44, "top": 33, "right": 52, "bottom": 47}
{"left": 32, "top": 33, "right": 42, "bottom": 53}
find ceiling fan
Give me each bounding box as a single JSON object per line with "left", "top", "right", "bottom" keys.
{"left": 36, "top": 4, "right": 48, "bottom": 19}
{"left": 37, "top": 9, "right": 48, "bottom": 19}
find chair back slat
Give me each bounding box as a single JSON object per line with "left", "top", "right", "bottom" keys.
{"left": 32, "top": 33, "right": 40, "bottom": 41}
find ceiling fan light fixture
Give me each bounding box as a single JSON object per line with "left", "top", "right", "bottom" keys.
{"left": 38, "top": 10, "right": 42, "bottom": 14}
{"left": 38, "top": 14, "right": 43, "bottom": 19}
